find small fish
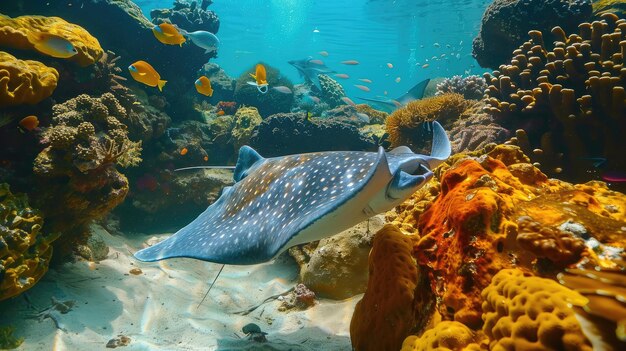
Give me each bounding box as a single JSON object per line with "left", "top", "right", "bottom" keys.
{"left": 132, "top": 101, "right": 142, "bottom": 105}
{"left": 319, "top": 51, "right": 329, "bottom": 57}
{"left": 395, "top": 77, "right": 401, "bottom": 83}
{"left": 310, "top": 59, "right": 325, "bottom": 65}
{"left": 341, "top": 96, "right": 356, "bottom": 106}
{"left": 18, "top": 115, "right": 39, "bottom": 132}
{"left": 272, "top": 86, "right": 293, "bottom": 94}
{"left": 27, "top": 32, "right": 77, "bottom": 58}
{"left": 354, "top": 85, "right": 370, "bottom": 92}
{"left": 195, "top": 76, "right": 213, "bottom": 96}
{"left": 129, "top": 60, "right": 167, "bottom": 91}
{"left": 459, "top": 40, "right": 463, "bottom": 45}
{"left": 152, "top": 23, "right": 186, "bottom": 46}
{"left": 308, "top": 95, "right": 321, "bottom": 104}
{"left": 178, "top": 29, "right": 219, "bottom": 54}
{"left": 247, "top": 64, "right": 269, "bottom": 94}
{"left": 359, "top": 78, "right": 372, "bottom": 83}
{"left": 204, "top": 156, "right": 209, "bottom": 162}
{"left": 422, "top": 64, "right": 430, "bottom": 68}
{"left": 313, "top": 28, "right": 320, "bottom": 33}
{"left": 433, "top": 43, "right": 440, "bottom": 48}
{"left": 456, "top": 53, "right": 460, "bottom": 59}
{"left": 355, "top": 112, "right": 370, "bottom": 123}
{"left": 387, "top": 63, "right": 393, "bottom": 68}
{"left": 180, "top": 147, "right": 188, "bottom": 156}
{"left": 334, "top": 73, "right": 350, "bottom": 79}
{"left": 446, "top": 44, "right": 451, "bottom": 48}
{"left": 601, "top": 171, "right": 626, "bottom": 182}
{"left": 440, "top": 54, "right": 446, "bottom": 58}
{"left": 341, "top": 60, "right": 359, "bottom": 65}
{"left": 217, "top": 110, "right": 225, "bottom": 116}
{"left": 383, "top": 91, "right": 388, "bottom": 96}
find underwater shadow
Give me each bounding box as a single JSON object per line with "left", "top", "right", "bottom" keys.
{"left": 215, "top": 325, "right": 352, "bottom": 351}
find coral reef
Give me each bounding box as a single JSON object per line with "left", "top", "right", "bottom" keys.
{"left": 0, "top": 51, "right": 59, "bottom": 107}
{"left": 482, "top": 268, "right": 592, "bottom": 350}
{"left": 231, "top": 106, "right": 263, "bottom": 150}
{"left": 385, "top": 93, "right": 471, "bottom": 152}
{"left": 435, "top": 75, "right": 487, "bottom": 100}
{"left": 278, "top": 283, "right": 317, "bottom": 311}
{"left": 0, "top": 184, "right": 58, "bottom": 302}
{"left": 483, "top": 14, "right": 626, "bottom": 180}
{"left": 593, "top": 0, "right": 626, "bottom": 19}
{"left": 0, "top": 325, "right": 23, "bottom": 349}
{"left": 355, "top": 104, "right": 388, "bottom": 124}
{"left": 350, "top": 224, "right": 430, "bottom": 351}
{"left": 198, "top": 62, "right": 235, "bottom": 102}
{"left": 249, "top": 112, "right": 377, "bottom": 157}
{"left": 318, "top": 74, "right": 346, "bottom": 108}
{"left": 33, "top": 94, "right": 140, "bottom": 255}
{"left": 233, "top": 63, "right": 294, "bottom": 117}
{"left": 289, "top": 215, "right": 385, "bottom": 300}
{"left": 150, "top": 0, "right": 220, "bottom": 33}
{"left": 472, "top": 0, "right": 591, "bottom": 69}
{"left": 0, "top": 14, "right": 103, "bottom": 67}
{"left": 401, "top": 321, "right": 482, "bottom": 351}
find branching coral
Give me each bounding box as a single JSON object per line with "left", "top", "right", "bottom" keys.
{"left": 436, "top": 75, "right": 487, "bottom": 100}
{"left": 0, "top": 184, "right": 58, "bottom": 302}
{"left": 0, "top": 14, "right": 103, "bottom": 66}
{"left": 385, "top": 93, "right": 471, "bottom": 152}
{"left": 0, "top": 51, "right": 59, "bottom": 107}
{"left": 318, "top": 74, "right": 346, "bottom": 108}
{"left": 448, "top": 101, "right": 510, "bottom": 153}
{"left": 484, "top": 14, "right": 626, "bottom": 180}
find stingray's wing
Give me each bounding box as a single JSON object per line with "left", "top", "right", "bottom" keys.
{"left": 134, "top": 148, "right": 386, "bottom": 265}
{"left": 396, "top": 78, "right": 430, "bottom": 105}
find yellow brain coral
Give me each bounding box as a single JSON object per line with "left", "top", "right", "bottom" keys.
{"left": 0, "top": 51, "right": 59, "bottom": 107}
{"left": 350, "top": 224, "right": 420, "bottom": 351}
{"left": 401, "top": 321, "right": 482, "bottom": 351}
{"left": 482, "top": 269, "right": 592, "bottom": 351}
{"left": 0, "top": 14, "right": 102, "bottom": 66}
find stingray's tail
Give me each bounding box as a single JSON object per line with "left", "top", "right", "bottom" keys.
{"left": 174, "top": 166, "right": 235, "bottom": 171}
{"left": 422, "top": 121, "right": 451, "bottom": 169}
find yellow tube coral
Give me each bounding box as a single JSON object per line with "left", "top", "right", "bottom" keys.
{"left": 0, "top": 51, "right": 58, "bottom": 107}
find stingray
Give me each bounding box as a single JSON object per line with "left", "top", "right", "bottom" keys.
{"left": 356, "top": 78, "right": 430, "bottom": 112}
{"left": 288, "top": 57, "right": 335, "bottom": 90}
{"left": 134, "top": 121, "right": 450, "bottom": 265}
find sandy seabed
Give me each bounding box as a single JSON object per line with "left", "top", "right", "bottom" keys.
{"left": 0, "top": 225, "right": 357, "bottom": 351}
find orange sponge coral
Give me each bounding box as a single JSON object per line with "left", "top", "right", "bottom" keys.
{"left": 0, "top": 51, "right": 59, "bottom": 107}
{"left": 482, "top": 269, "right": 592, "bottom": 351}
{"left": 350, "top": 224, "right": 423, "bottom": 351}
{"left": 401, "top": 321, "right": 483, "bottom": 351}
{"left": 0, "top": 14, "right": 103, "bottom": 66}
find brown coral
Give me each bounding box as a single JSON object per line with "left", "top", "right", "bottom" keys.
{"left": 385, "top": 93, "right": 471, "bottom": 152}
{"left": 0, "top": 14, "right": 103, "bottom": 66}
{"left": 350, "top": 224, "right": 431, "bottom": 351}
{"left": 0, "top": 184, "right": 58, "bottom": 301}
{"left": 0, "top": 51, "right": 58, "bottom": 107}
{"left": 482, "top": 268, "right": 592, "bottom": 351}
{"left": 483, "top": 14, "right": 626, "bottom": 180}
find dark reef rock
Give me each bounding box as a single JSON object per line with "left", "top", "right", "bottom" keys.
{"left": 233, "top": 63, "right": 295, "bottom": 117}
{"left": 198, "top": 62, "right": 235, "bottom": 102}
{"left": 249, "top": 113, "right": 377, "bottom": 157}
{"left": 150, "top": 0, "right": 220, "bottom": 34}
{"left": 472, "top": 0, "right": 592, "bottom": 69}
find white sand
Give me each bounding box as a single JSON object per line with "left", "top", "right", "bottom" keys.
{"left": 0, "top": 225, "right": 358, "bottom": 350}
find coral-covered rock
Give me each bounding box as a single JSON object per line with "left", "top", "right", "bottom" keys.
{"left": 150, "top": 0, "right": 220, "bottom": 34}
{"left": 483, "top": 14, "right": 626, "bottom": 181}
{"left": 482, "top": 268, "right": 592, "bottom": 350}
{"left": 435, "top": 75, "right": 487, "bottom": 100}
{"left": 234, "top": 63, "right": 294, "bottom": 117}
{"left": 249, "top": 112, "right": 376, "bottom": 157}
{"left": 0, "top": 51, "right": 59, "bottom": 107}
{"left": 385, "top": 93, "right": 471, "bottom": 152}
{"left": 231, "top": 106, "right": 262, "bottom": 150}
{"left": 318, "top": 74, "right": 346, "bottom": 108}
{"left": 351, "top": 224, "right": 427, "bottom": 351}
{"left": 198, "top": 62, "right": 235, "bottom": 102}
{"left": 472, "top": 0, "right": 591, "bottom": 69}
{"left": 0, "top": 14, "right": 103, "bottom": 67}
{"left": 0, "top": 184, "right": 58, "bottom": 301}
{"left": 289, "top": 215, "right": 385, "bottom": 300}
{"left": 401, "top": 321, "right": 483, "bottom": 351}
{"left": 355, "top": 104, "right": 388, "bottom": 124}
{"left": 447, "top": 101, "right": 510, "bottom": 153}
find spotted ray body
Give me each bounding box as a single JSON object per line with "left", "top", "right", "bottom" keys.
{"left": 134, "top": 122, "right": 451, "bottom": 265}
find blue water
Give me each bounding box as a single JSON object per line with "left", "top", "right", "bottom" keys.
{"left": 136, "top": 0, "right": 490, "bottom": 99}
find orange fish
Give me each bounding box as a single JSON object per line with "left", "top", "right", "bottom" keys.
{"left": 203, "top": 156, "right": 209, "bottom": 161}
{"left": 217, "top": 110, "right": 225, "bottom": 116}
{"left": 195, "top": 76, "right": 213, "bottom": 96}
{"left": 129, "top": 61, "right": 167, "bottom": 91}
{"left": 248, "top": 64, "right": 269, "bottom": 93}
{"left": 27, "top": 32, "right": 77, "bottom": 59}
{"left": 180, "top": 147, "right": 188, "bottom": 156}
{"left": 19, "top": 115, "right": 39, "bottom": 131}
{"left": 152, "top": 23, "right": 186, "bottom": 46}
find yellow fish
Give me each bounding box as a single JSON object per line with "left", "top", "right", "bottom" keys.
{"left": 27, "top": 32, "right": 78, "bottom": 59}
{"left": 152, "top": 23, "right": 186, "bottom": 46}
{"left": 128, "top": 60, "right": 167, "bottom": 91}
{"left": 195, "top": 76, "right": 213, "bottom": 96}
{"left": 247, "top": 64, "right": 269, "bottom": 93}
